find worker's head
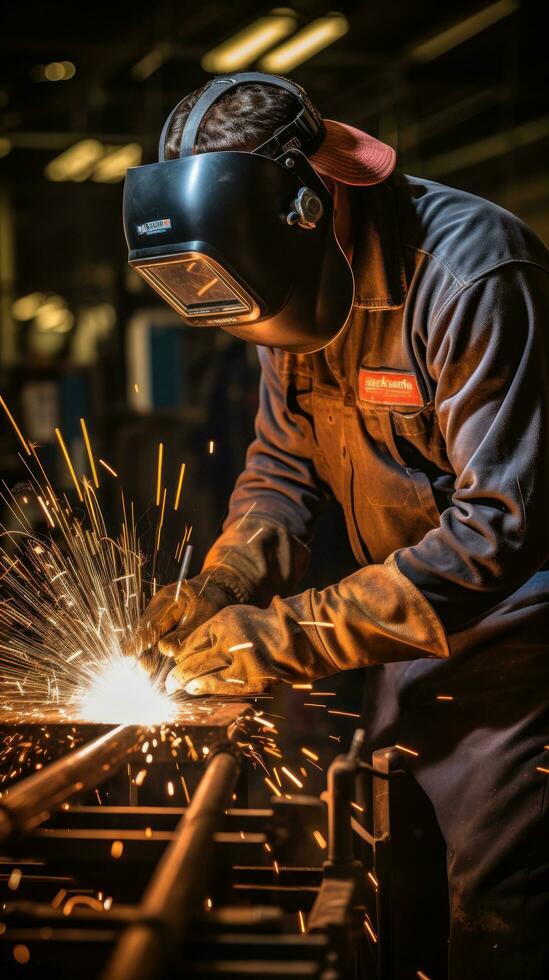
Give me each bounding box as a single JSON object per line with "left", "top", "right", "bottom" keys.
{"left": 123, "top": 72, "right": 396, "bottom": 353}
{"left": 162, "top": 81, "right": 299, "bottom": 158}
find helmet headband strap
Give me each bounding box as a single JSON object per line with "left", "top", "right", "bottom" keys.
{"left": 158, "top": 72, "right": 325, "bottom": 162}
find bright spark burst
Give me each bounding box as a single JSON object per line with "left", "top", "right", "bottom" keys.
{"left": 0, "top": 397, "right": 357, "bottom": 813}
{"left": 0, "top": 407, "right": 177, "bottom": 728}
{"left": 78, "top": 657, "right": 174, "bottom": 725}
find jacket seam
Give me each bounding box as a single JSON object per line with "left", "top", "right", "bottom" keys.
{"left": 405, "top": 243, "right": 466, "bottom": 287}
{"left": 431, "top": 259, "right": 549, "bottom": 332}
{"left": 353, "top": 296, "right": 405, "bottom": 310}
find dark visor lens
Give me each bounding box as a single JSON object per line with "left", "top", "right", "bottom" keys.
{"left": 137, "top": 256, "right": 252, "bottom": 317}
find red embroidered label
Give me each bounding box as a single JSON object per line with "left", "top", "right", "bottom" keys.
{"left": 358, "top": 368, "right": 424, "bottom": 407}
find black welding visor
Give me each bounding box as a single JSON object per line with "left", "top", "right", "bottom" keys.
{"left": 123, "top": 73, "right": 354, "bottom": 353}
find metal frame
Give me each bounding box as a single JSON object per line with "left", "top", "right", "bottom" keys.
{"left": 0, "top": 718, "right": 430, "bottom": 979}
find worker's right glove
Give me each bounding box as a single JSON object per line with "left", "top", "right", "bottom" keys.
{"left": 127, "top": 573, "right": 242, "bottom": 661}
{"left": 127, "top": 516, "right": 310, "bottom": 664}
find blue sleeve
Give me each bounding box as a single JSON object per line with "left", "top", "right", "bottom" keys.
{"left": 395, "top": 262, "right": 549, "bottom": 631}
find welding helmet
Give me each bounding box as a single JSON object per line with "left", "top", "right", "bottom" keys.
{"left": 123, "top": 72, "right": 354, "bottom": 354}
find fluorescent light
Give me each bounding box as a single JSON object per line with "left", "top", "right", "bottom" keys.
{"left": 131, "top": 45, "right": 168, "bottom": 81}
{"left": 44, "top": 141, "right": 141, "bottom": 183}
{"left": 411, "top": 0, "right": 518, "bottom": 63}
{"left": 259, "top": 12, "right": 349, "bottom": 72}
{"left": 202, "top": 9, "right": 298, "bottom": 73}
{"left": 91, "top": 143, "right": 142, "bottom": 183}
{"left": 45, "top": 139, "right": 104, "bottom": 182}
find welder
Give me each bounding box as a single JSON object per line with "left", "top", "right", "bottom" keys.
{"left": 123, "top": 73, "right": 549, "bottom": 978}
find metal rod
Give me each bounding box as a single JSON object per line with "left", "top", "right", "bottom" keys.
{"left": 0, "top": 724, "right": 142, "bottom": 843}
{"left": 102, "top": 746, "right": 240, "bottom": 980}
{"left": 327, "top": 729, "right": 365, "bottom": 866}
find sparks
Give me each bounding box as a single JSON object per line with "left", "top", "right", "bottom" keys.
{"left": 79, "top": 657, "right": 174, "bottom": 725}
{"left": 174, "top": 462, "right": 186, "bottom": 511}
{"left": 395, "top": 743, "right": 420, "bottom": 757}
{"left": 99, "top": 457, "right": 118, "bottom": 477}
{"left": 328, "top": 709, "right": 361, "bottom": 718}
{"left": 281, "top": 766, "right": 303, "bottom": 789}
{"left": 80, "top": 418, "right": 100, "bottom": 489}
{"left": 264, "top": 777, "right": 281, "bottom": 797}
{"left": 298, "top": 620, "right": 335, "bottom": 628}
{"left": 313, "top": 830, "right": 327, "bottom": 850}
{"left": 55, "top": 427, "right": 84, "bottom": 502}
{"left": 156, "top": 442, "right": 164, "bottom": 506}
{"left": 0, "top": 393, "right": 31, "bottom": 454}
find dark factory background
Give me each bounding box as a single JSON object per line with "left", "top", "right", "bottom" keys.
{"left": 0, "top": 0, "right": 547, "bottom": 595}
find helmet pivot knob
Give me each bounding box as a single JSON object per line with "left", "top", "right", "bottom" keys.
{"left": 287, "top": 187, "right": 324, "bottom": 229}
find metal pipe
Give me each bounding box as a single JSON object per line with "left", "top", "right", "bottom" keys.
{"left": 102, "top": 745, "right": 240, "bottom": 980}
{"left": 0, "top": 724, "right": 142, "bottom": 843}
{"left": 327, "top": 729, "right": 365, "bottom": 866}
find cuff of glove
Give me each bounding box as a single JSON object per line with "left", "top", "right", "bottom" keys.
{"left": 199, "top": 569, "right": 251, "bottom": 605}
{"left": 281, "top": 553, "right": 449, "bottom": 674}
{"left": 202, "top": 515, "right": 310, "bottom": 607}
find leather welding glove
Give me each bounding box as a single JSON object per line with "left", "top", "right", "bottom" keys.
{"left": 164, "top": 553, "right": 450, "bottom": 694}
{"left": 129, "top": 516, "right": 310, "bottom": 661}
{"left": 127, "top": 573, "right": 240, "bottom": 661}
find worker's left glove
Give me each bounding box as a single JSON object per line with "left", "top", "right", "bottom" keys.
{"left": 164, "top": 554, "right": 449, "bottom": 695}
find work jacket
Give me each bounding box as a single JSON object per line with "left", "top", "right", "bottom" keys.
{"left": 204, "top": 172, "right": 549, "bottom": 666}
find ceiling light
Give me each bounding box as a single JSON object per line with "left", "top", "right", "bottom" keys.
{"left": 259, "top": 12, "right": 348, "bottom": 72}
{"left": 61, "top": 61, "right": 76, "bottom": 80}
{"left": 91, "top": 143, "right": 142, "bottom": 183}
{"left": 11, "top": 292, "right": 46, "bottom": 321}
{"left": 410, "top": 0, "right": 518, "bottom": 63}
{"left": 43, "top": 60, "right": 76, "bottom": 82}
{"left": 131, "top": 45, "right": 169, "bottom": 81}
{"left": 44, "top": 62, "right": 65, "bottom": 82}
{"left": 45, "top": 139, "right": 104, "bottom": 182}
{"left": 35, "top": 299, "right": 74, "bottom": 333}
{"left": 202, "top": 9, "right": 298, "bottom": 73}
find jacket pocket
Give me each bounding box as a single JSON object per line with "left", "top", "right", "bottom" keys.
{"left": 389, "top": 403, "right": 449, "bottom": 473}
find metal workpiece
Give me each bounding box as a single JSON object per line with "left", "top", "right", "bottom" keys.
{"left": 0, "top": 697, "right": 252, "bottom": 729}
{"left": 0, "top": 723, "right": 142, "bottom": 844}
{"left": 102, "top": 745, "right": 241, "bottom": 980}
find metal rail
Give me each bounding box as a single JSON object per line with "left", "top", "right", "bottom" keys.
{"left": 0, "top": 723, "right": 142, "bottom": 843}
{"left": 102, "top": 744, "right": 241, "bottom": 980}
